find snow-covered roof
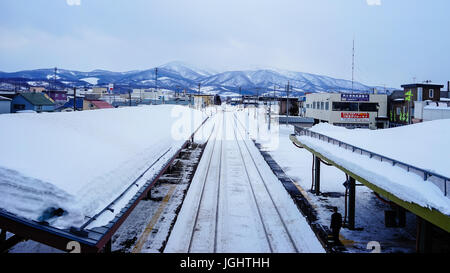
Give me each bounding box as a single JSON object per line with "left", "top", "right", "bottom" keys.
{"left": 0, "top": 105, "right": 207, "bottom": 229}
{"left": 0, "top": 95, "right": 11, "bottom": 101}
{"left": 297, "top": 121, "right": 450, "bottom": 216}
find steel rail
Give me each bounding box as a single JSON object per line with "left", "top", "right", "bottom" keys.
{"left": 233, "top": 113, "right": 299, "bottom": 253}
{"left": 187, "top": 116, "right": 221, "bottom": 253}
{"left": 231, "top": 115, "right": 274, "bottom": 252}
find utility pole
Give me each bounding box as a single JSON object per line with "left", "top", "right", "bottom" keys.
{"left": 73, "top": 87, "right": 77, "bottom": 111}
{"left": 54, "top": 67, "right": 58, "bottom": 91}
{"left": 286, "top": 81, "right": 290, "bottom": 126}
{"left": 128, "top": 90, "right": 132, "bottom": 107}
{"left": 352, "top": 39, "right": 355, "bottom": 93}
{"left": 155, "top": 67, "right": 158, "bottom": 103}
{"left": 239, "top": 86, "right": 242, "bottom": 108}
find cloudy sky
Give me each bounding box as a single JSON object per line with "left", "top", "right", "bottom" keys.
{"left": 0, "top": 0, "right": 449, "bottom": 88}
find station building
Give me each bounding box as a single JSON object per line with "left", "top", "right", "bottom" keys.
{"left": 304, "top": 93, "right": 388, "bottom": 129}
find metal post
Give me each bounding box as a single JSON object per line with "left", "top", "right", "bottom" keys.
{"left": 104, "top": 239, "right": 112, "bottom": 253}
{"left": 128, "top": 90, "right": 132, "bottom": 107}
{"left": 0, "top": 229, "right": 6, "bottom": 243}
{"left": 416, "top": 216, "right": 433, "bottom": 253}
{"left": 314, "top": 155, "right": 321, "bottom": 195}
{"left": 0, "top": 235, "right": 25, "bottom": 253}
{"left": 348, "top": 176, "right": 356, "bottom": 230}
{"left": 286, "top": 82, "right": 290, "bottom": 126}
{"left": 73, "top": 87, "right": 77, "bottom": 111}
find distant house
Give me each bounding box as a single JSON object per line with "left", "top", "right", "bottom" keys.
{"left": 92, "top": 87, "right": 109, "bottom": 96}
{"left": 193, "top": 94, "right": 214, "bottom": 109}
{"left": 389, "top": 83, "right": 444, "bottom": 126}
{"left": 43, "top": 90, "right": 68, "bottom": 104}
{"left": 0, "top": 96, "right": 12, "bottom": 114}
{"left": 57, "top": 97, "right": 84, "bottom": 112}
{"left": 11, "top": 93, "right": 55, "bottom": 113}
{"left": 83, "top": 99, "right": 114, "bottom": 110}
{"left": 29, "top": 86, "right": 46, "bottom": 93}
{"left": 279, "top": 98, "right": 300, "bottom": 116}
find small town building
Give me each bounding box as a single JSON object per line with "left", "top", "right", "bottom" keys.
{"left": 304, "top": 93, "right": 388, "bottom": 129}
{"left": 389, "top": 83, "right": 444, "bottom": 126}
{"left": 83, "top": 99, "right": 114, "bottom": 111}
{"left": 0, "top": 91, "right": 17, "bottom": 100}
{"left": 57, "top": 97, "right": 84, "bottom": 112}
{"left": 11, "top": 93, "right": 55, "bottom": 113}
{"left": 92, "top": 86, "right": 109, "bottom": 96}
{"left": 193, "top": 94, "right": 214, "bottom": 109}
{"left": 29, "top": 86, "right": 46, "bottom": 93}
{"left": 413, "top": 99, "right": 450, "bottom": 123}
{"left": 43, "top": 90, "right": 68, "bottom": 104}
{"left": 279, "top": 98, "right": 300, "bottom": 116}
{"left": 0, "top": 96, "right": 12, "bottom": 114}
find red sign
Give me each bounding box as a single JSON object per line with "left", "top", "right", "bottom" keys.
{"left": 341, "top": 112, "right": 369, "bottom": 121}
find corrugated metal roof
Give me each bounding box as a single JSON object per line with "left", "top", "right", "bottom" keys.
{"left": 19, "top": 93, "right": 55, "bottom": 106}
{"left": 60, "top": 98, "right": 84, "bottom": 109}
{"left": 90, "top": 100, "right": 114, "bottom": 109}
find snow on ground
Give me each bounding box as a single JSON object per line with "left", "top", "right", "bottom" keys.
{"left": 239, "top": 105, "right": 417, "bottom": 252}
{"left": 0, "top": 105, "right": 208, "bottom": 229}
{"left": 165, "top": 107, "right": 325, "bottom": 253}
{"left": 259, "top": 125, "right": 416, "bottom": 252}
{"left": 80, "top": 77, "right": 99, "bottom": 85}
{"left": 298, "top": 122, "right": 450, "bottom": 215}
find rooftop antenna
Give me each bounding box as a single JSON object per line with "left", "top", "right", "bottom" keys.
{"left": 155, "top": 67, "right": 158, "bottom": 92}
{"left": 352, "top": 38, "right": 355, "bottom": 93}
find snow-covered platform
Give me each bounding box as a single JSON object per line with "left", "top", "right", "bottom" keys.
{"left": 0, "top": 105, "right": 210, "bottom": 252}
{"left": 165, "top": 109, "right": 325, "bottom": 253}
{"left": 290, "top": 121, "right": 450, "bottom": 233}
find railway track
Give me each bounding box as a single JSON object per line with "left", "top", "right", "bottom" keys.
{"left": 187, "top": 111, "right": 224, "bottom": 253}
{"left": 165, "top": 108, "right": 324, "bottom": 253}
{"left": 232, "top": 113, "right": 299, "bottom": 252}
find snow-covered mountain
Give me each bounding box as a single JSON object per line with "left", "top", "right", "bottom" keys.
{"left": 0, "top": 62, "right": 393, "bottom": 96}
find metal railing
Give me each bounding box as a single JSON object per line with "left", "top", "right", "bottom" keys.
{"left": 294, "top": 126, "right": 449, "bottom": 196}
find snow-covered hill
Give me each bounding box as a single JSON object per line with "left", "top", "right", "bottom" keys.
{"left": 0, "top": 62, "right": 393, "bottom": 96}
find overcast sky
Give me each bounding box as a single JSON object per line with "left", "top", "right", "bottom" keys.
{"left": 0, "top": 0, "right": 449, "bottom": 88}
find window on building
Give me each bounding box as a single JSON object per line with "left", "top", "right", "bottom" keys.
{"left": 13, "top": 104, "right": 25, "bottom": 110}
{"left": 321, "top": 102, "right": 324, "bottom": 110}
{"left": 429, "top": 89, "right": 434, "bottom": 98}
{"left": 396, "top": 107, "right": 401, "bottom": 115}
{"left": 359, "top": 103, "right": 379, "bottom": 112}
{"left": 332, "top": 102, "right": 359, "bottom": 111}
{"left": 313, "top": 102, "right": 316, "bottom": 109}
{"left": 325, "top": 102, "right": 329, "bottom": 110}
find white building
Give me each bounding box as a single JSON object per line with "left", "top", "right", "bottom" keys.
{"left": 0, "top": 96, "right": 12, "bottom": 114}
{"left": 414, "top": 100, "right": 450, "bottom": 122}
{"left": 304, "top": 93, "right": 388, "bottom": 129}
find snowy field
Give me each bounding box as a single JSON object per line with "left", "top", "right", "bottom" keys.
{"left": 0, "top": 105, "right": 209, "bottom": 229}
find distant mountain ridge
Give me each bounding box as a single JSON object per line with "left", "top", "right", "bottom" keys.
{"left": 0, "top": 61, "right": 394, "bottom": 96}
